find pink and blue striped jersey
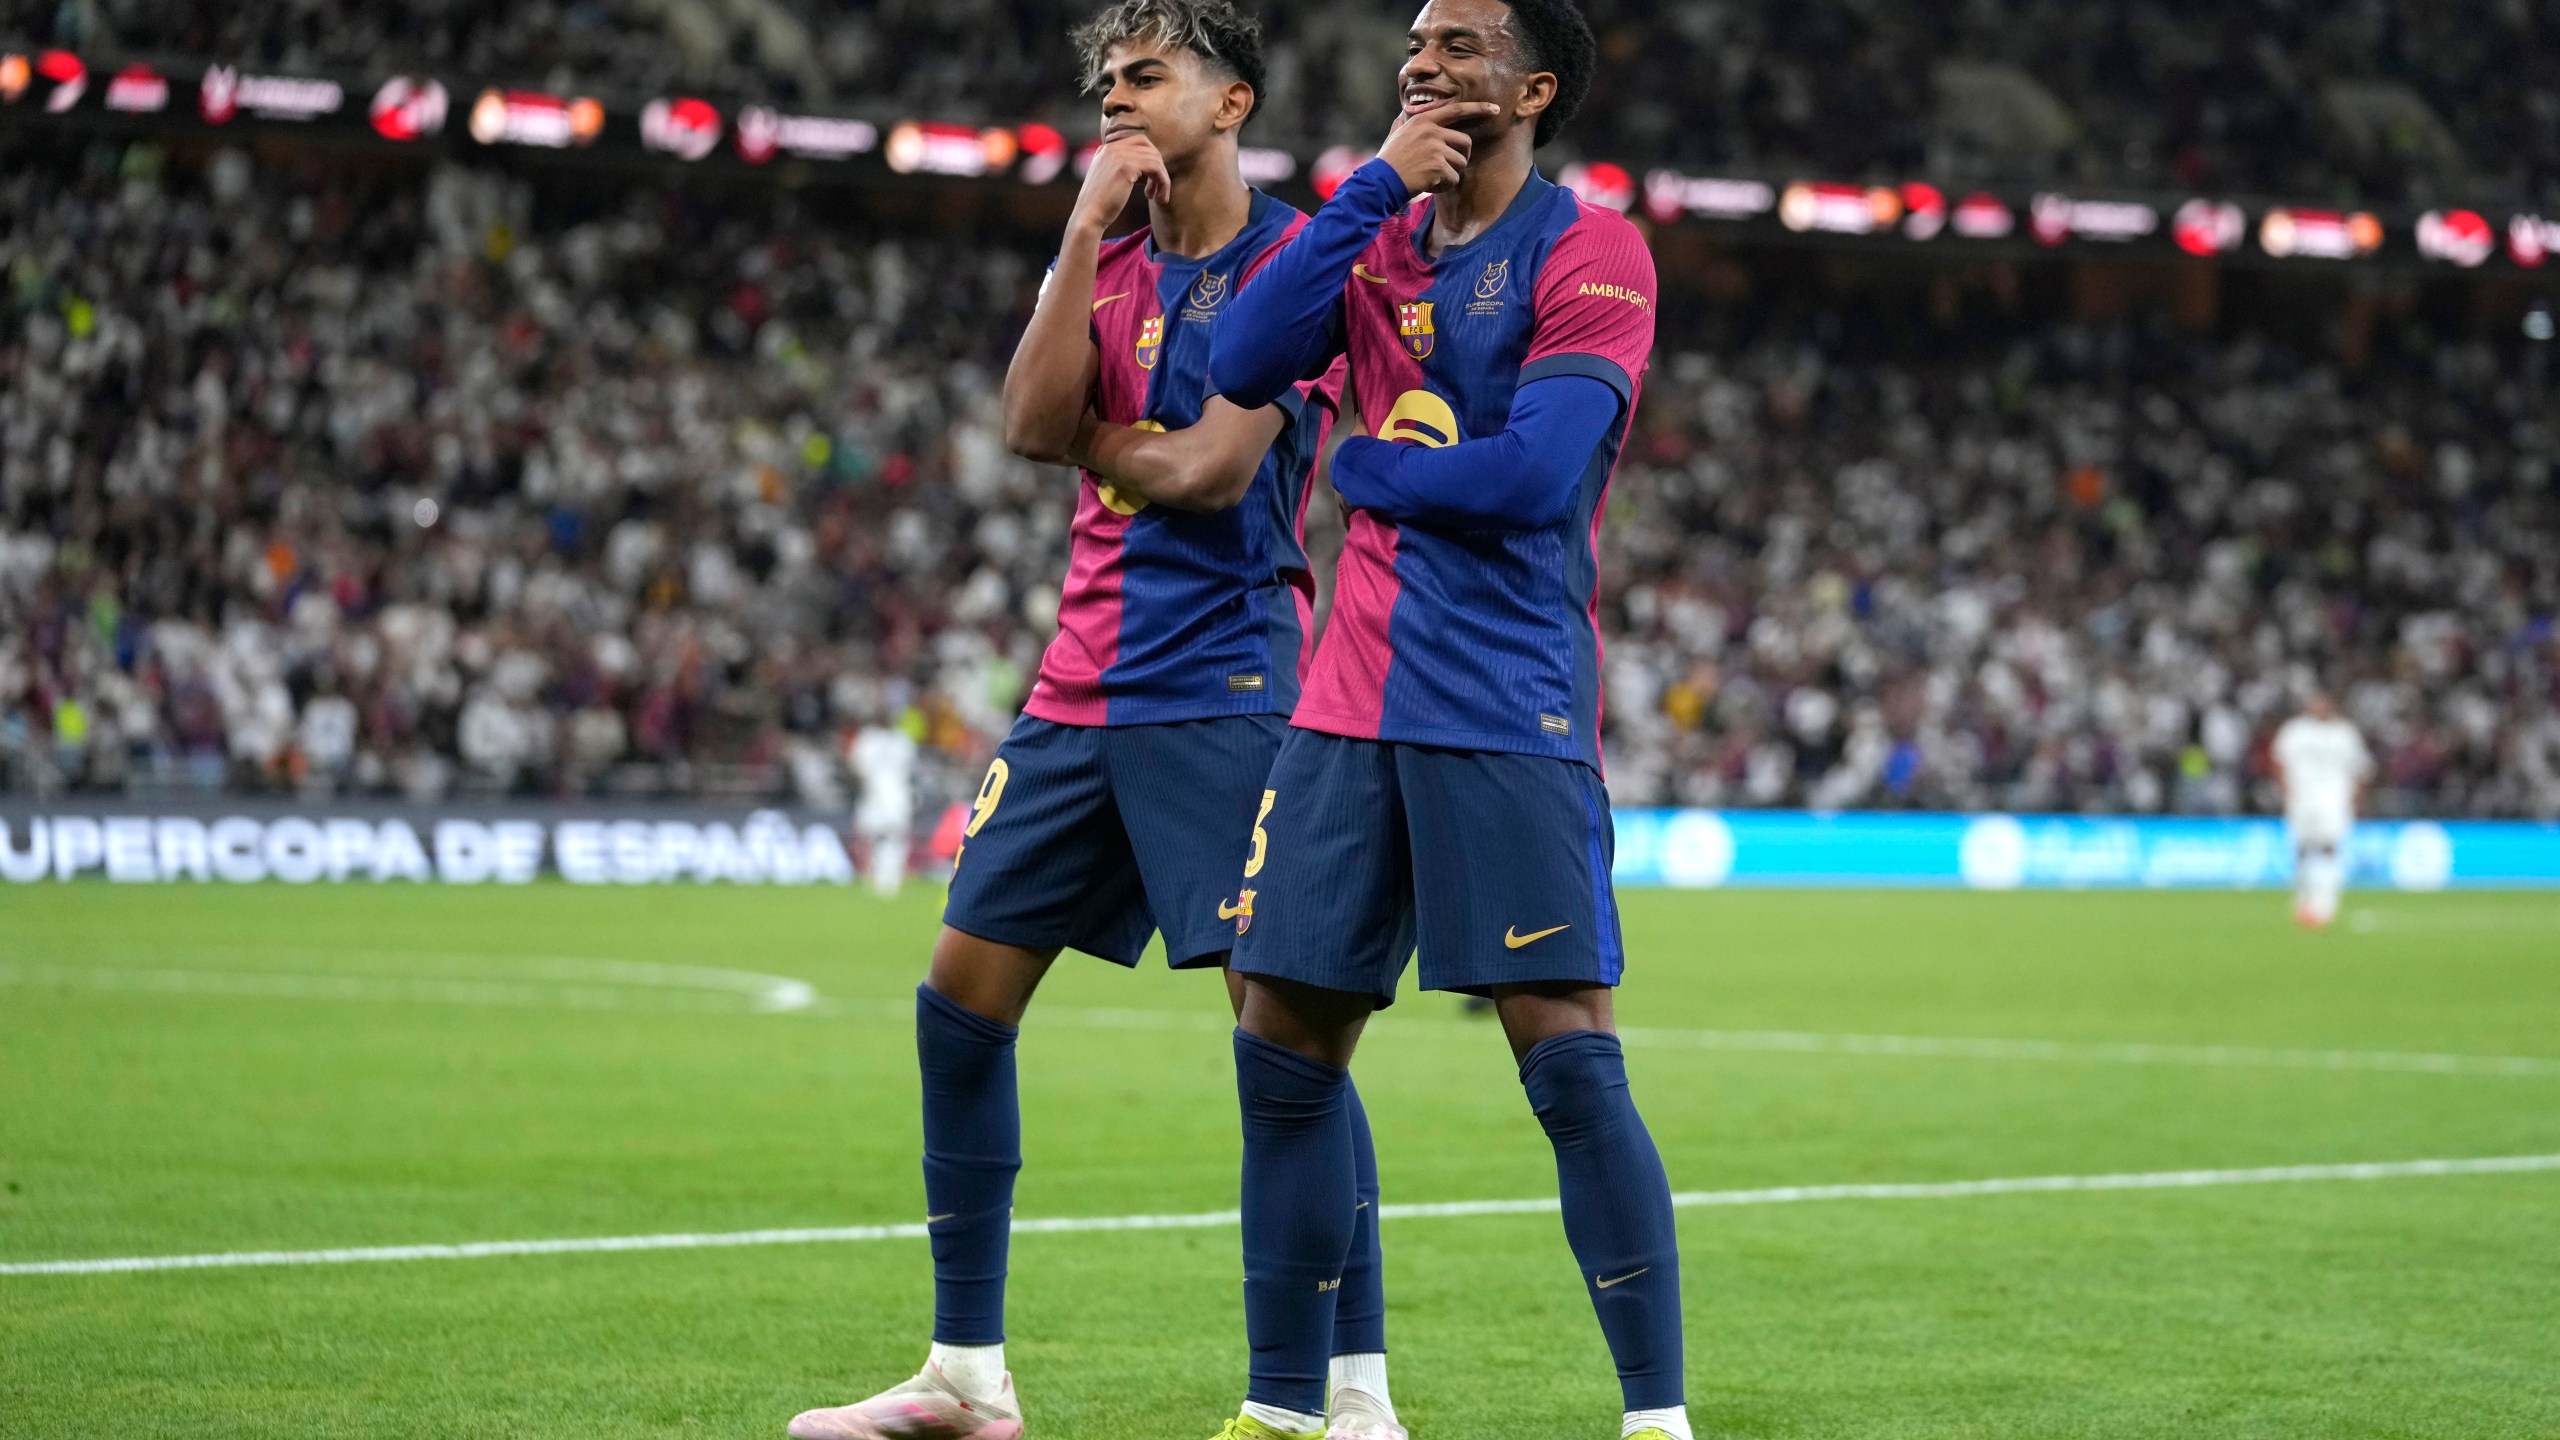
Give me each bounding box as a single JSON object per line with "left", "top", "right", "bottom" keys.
{"left": 1292, "top": 172, "right": 1655, "bottom": 768}
{"left": 1022, "top": 190, "right": 1341, "bottom": 727}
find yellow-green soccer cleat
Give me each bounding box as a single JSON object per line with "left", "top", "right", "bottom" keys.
{"left": 1624, "top": 1431, "right": 1682, "bottom": 1440}
{"left": 1208, "top": 1416, "right": 1325, "bottom": 1440}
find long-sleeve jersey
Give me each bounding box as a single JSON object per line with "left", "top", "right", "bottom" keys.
{"left": 1024, "top": 188, "right": 1343, "bottom": 726}
{"left": 1214, "top": 160, "right": 1657, "bottom": 767}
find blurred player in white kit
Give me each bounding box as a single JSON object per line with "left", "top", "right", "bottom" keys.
{"left": 2272, "top": 690, "right": 2373, "bottom": 928}
{"left": 851, "top": 717, "right": 920, "bottom": 898}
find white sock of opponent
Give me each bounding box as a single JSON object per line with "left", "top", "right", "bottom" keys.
{"left": 2298, "top": 846, "right": 2344, "bottom": 925}
{"left": 2313, "top": 849, "right": 2347, "bottom": 923}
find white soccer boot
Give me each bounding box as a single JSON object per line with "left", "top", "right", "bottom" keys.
{"left": 786, "top": 1361, "right": 1024, "bottom": 1440}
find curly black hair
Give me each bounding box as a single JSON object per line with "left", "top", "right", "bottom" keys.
{"left": 1495, "top": 0, "right": 1596, "bottom": 148}
{"left": 1071, "top": 0, "right": 1267, "bottom": 124}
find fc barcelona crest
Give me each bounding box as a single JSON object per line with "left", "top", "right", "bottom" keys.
{"left": 1135, "top": 314, "right": 1164, "bottom": 370}
{"left": 1397, "top": 300, "right": 1436, "bottom": 360}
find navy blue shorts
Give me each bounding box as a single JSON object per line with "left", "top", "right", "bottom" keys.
{"left": 944, "top": 713, "right": 1287, "bottom": 968}
{"left": 1228, "top": 730, "right": 1625, "bottom": 1006}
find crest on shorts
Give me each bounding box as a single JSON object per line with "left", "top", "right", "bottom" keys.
{"left": 1397, "top": 300, "right": 1436, "bottom": 360}
{"left": 1135, "top": 314, "right": 1164, "bottom": 370}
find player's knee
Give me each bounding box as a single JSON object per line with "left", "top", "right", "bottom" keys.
{"left": 1237, "top": 973, "right": 1371, "bottom": 1067}
{"left": 1492, "top": 982, "right": 1615, "bottom": 1063}
{"left": 925, "top": 927, "right": 1056, "bottom": 1026}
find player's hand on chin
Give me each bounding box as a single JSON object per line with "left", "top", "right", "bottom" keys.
{"left": 1070, "top": 131, "right": 1172, "bottom": 235}
{"left": 1380, "top": 101, "right": 1498, "bottom": 195}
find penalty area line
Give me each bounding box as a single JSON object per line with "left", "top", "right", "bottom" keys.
{"left": 7, "top": 1153, "right": 2556, "bottom": 1278}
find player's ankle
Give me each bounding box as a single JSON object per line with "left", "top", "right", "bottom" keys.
{"left": 1327, "top": 1352, "right": 1393, "bottom": 1415}
{"left": 1242, "top": 1399, "right": 1328, "bottom": 1434}
{"left": 927, "top": 1341, "right": 1007, "bottom": 1402}
{"left": 1623, "top": 1404, "right": 1693, "bottom": 1439}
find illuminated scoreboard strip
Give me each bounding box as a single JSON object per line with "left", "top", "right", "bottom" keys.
{"left": 1, "top": 46, "right": 2552, "bottom": 272}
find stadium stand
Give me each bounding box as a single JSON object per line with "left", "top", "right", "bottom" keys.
{"left": 3, "top": 140, "right": 2553, "bottom": 817}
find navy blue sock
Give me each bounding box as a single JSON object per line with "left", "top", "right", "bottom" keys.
{"left": 1519, "top": 1030, "right": 1685, "bottom": 1411}
{"left": 1332, "top": 1079, "right": 1387, "bottom": 1357}
{"left": 1235, "top": 1028, "right": 1355, "bottom": 1416}
{"left": 917, "top": 983, "right": 1021, "bottom": 1346}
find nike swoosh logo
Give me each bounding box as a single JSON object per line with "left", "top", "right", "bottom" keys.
{"left": 1218, "top": 900, "right": 1249, "bottom": 920}
{"left": 1355, "top": 1200, "right": 1371, "bottom": 1211}
{"left": 1092, "top": 292, "right": 1129, "bottom": 311}
{"left": 1595, "top": 1267, "right": 1649, "bottom": 1289}
{"left": 1352, "top": 264, "right": 1389, "bottom": 284}
{"left": 1503, "top": 924, "right": 1570, "bottom": 949}
{"left": 925, "top": 1213, "right": 956, "bottom": 1223}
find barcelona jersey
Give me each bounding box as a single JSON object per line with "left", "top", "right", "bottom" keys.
{"left": 1287, "top": 171, "right": 1656, "bottom": 768}
{"left": 1023, "top": 189, "right": 1340, "bottom": 727}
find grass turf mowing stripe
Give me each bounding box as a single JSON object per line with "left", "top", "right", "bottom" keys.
{"left": 16, "top": 961, "right": 2556, "bottom": 1079}
{"left": 892, "top": 1004, "right": 2560, "bottom": 1079}
{"left": 8, "top": 1153, "right": 2555, "bottom": 1278}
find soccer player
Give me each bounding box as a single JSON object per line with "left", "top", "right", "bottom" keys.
{"left": 849, "top": 708, "right": 918, "bottom": 899}
{"left": 1200, "top": 1, "right": 1690, "bottom": 1438}
{"left": 786, "top": 4, "right": 1400, "bottom": 1438}
{"left": 2273, "top": 689, "right": 2372, "bottom": 927}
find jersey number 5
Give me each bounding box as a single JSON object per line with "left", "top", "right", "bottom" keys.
{"left": 1243, "top": 789, "right": 1276, "bottom": 878}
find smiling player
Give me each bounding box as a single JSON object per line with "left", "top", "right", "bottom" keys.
{"left": 1199, "top": 1, "right": 1690, "bottom": 1439}
{"left": 784, "top": 4, "right": 1400, "bottom": 1439}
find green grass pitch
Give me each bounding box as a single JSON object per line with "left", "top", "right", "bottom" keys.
{"left": 3, "top": 884, "right": 2557, "bottom": 1438}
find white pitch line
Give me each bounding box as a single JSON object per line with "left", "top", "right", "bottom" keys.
{"left": 0, "top": 959, "right": 816, "bottom": 1014}
{"left": 1605, "top": 1025, "right": 2560, "bottom": 1078}
{"left": 7, "top": 1153, "right": 2555, "bottom": 1278}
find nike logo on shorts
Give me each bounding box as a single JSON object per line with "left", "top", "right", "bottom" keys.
{"left": 1503, "top": 924, "right": 1570, "bottom": 949}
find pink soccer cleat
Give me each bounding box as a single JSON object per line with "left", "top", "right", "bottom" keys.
{"left": 787, "top": 1362, "right": 1024, "bottom": 1440}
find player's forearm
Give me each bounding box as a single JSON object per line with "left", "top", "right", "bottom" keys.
{"left": 1329, "top": 374, "right": 1619, "bottom": 531}
{"left": 1072, "top": 398, "right": 1289, "bottom": 513}
{"left": 1003, "top": 230, "right": 1105, "bottom": 462}
{"left": 1212, "top": 159, "right": 1409, "bottom": 409}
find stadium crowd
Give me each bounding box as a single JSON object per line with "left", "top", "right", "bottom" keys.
{"left": 6, "top": 1, "right": 2557, "bottom": 208}
{"left": 1, "top": 143, "right": 2556, "bottom": 819}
